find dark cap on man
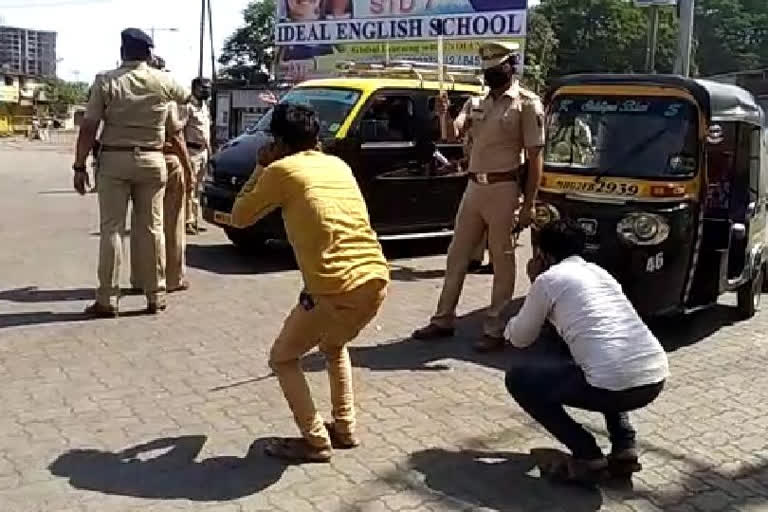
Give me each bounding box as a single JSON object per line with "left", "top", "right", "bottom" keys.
{"left": 121, "top": 28, "right": 154, "bottom": 49}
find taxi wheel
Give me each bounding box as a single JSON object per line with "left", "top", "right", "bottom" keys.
{"left": 224, "top": 227, "right": 265, "bottom": 252}
{"left": 737, "top": 265, "right": 763, "bottom": 319}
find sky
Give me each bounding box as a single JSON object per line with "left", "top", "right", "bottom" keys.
{"left": 0, "top": 0, "right": 539, "bottom": 85}
{"left": 0, "top": 0, "right": 252, "bottom": 85}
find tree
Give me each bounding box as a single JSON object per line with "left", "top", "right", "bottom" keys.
{"left": 523, "top": 8, "right": 559, "bottom": 92}
{"left": 537, "top": 0, "right": 679, "bottom": 77}
{"left": 694, "top": 0, "right": 768, "bottom": 75}
{"left": 44, "top": 78, "right": 89, "bottom": 117}
{"left": 219, "top": 0, "right": 276, "bottom": 79}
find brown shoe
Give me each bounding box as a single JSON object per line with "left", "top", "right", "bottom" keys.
{"left": 84, "top": 302, "right": 118, "bottom": 318}
{"left": 186, "top": 224, "right": 198, "bottom": 235}
{"left": 608, "top": 448, "right": 642, "bottom": 476}
{"left": 325, "top": 422, "right": 360, "bottom": 449}
{"left": 168, "top": 281, "right": 190, "bottom": 293}
{"left": 146, "top": 299, "right": 168, "bottom": 314}
{"left": 264, "top": 437, "right": 332, "bottom": 463}
{"left": 473, "top": 335, "right": 506, "bottom": 353}
{"left": 412, "top": 323, "right": 455, "bottom": 340}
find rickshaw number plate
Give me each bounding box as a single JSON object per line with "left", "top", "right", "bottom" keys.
{"left": 577, "top": 218, "right": 598, "bottom": 236}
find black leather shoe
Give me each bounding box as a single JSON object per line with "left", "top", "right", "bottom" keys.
{"left": 412, "top": 324, "right": 455, "bottom": 340}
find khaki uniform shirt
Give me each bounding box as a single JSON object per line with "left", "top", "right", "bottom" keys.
{"left": 456, "top": 82, "right": 545, "bottom": 174}
{"left": 85, "top": 61, "right": 189, "bottom": 148}
{"left": 183, "top": 99, "right": 210, "bottom": 148}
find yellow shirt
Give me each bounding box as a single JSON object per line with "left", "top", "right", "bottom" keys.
{"left": 231, "top": 150, "right": 390, "bottom": 295}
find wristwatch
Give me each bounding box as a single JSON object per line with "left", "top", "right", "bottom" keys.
{"left": 72, "top": 164, "right": 87, "bottom": 173}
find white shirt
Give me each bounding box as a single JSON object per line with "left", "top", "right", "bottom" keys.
{"left": 504, "top": 256, "right": 669, "bottom": 391}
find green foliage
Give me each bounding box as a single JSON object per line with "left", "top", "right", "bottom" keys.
{"left": 694, "top": 0, "right": 768, "bottom": 75}
{"left": 45, "top": 78, "right": 89, "bottom": 117}
{"left": 219, "top": 0, "right": 276, "bottom": 79}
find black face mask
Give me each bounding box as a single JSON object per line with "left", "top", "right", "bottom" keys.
{"left": 196, "top": 90, "right": 211, "bottom": 101}
{"left": 483, "top": 68, "right": 510, "bottom": 89}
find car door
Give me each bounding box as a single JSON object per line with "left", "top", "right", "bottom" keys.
{"left": 352, "top": 90, "right": 430, "bottom": 232}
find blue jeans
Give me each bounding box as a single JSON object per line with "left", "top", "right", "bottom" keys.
{"left": 505, "top": 333, "right": 664, "bottom": 460}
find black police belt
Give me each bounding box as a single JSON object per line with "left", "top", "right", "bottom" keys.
{"left": 100, "top": 145, "right": 163, "bottom": 153}
{"left": 468, "top": 168, "right": 520, "bottom": 185}
{"left": 186, "top": 141, "right": 205, "bottom": 150}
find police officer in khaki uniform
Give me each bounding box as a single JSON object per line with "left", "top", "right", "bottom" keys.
{"left": 73, "top": 28, "right": 189, "bottom": 317}
{"left": 413, "top": 41, "right": 545, "bottom": 352}
{"left": 130, "top": 56, "right": 194, "bottom": 295}
{"left": 183, "top": 78, "right": 212, "bottom": 235}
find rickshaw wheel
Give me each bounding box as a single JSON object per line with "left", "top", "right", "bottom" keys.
{"left": 763, "top": 262, "right": 768, "bottom": 293}
{"left": 737, "top": 266, "right": 763, "bottom": 319}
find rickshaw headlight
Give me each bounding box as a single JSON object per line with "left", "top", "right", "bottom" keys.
{"left": 617, "top": 213, "right": 670, "bottom": 246}
{"left": 534, "top": 203, "right": 560, "bottom": 227}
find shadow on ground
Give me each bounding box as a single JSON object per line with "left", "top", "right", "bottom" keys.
{"left": 0, "top": 287, "right": 94, "bottom": 303}
{"left": 48, "top": 436, "right": 288, "bottom": 501}
{"left": 649, "top": 304, "right": 740, "bottom": 352}
{"left": 185, "top": 238, "right": 451, "bottom": 276}
{"left": 275, "top": 299, "right": 744, "bottom": 378}
{"left": 407, "top": 448, "right": 603, "bottom": 511}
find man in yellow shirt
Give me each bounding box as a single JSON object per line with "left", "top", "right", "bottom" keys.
{"left": 231, "top": 103, "right": 390, "bottom": 462}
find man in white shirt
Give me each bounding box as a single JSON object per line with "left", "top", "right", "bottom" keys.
{"left": 504, "top": 220, "right": 669, "bottom": 484}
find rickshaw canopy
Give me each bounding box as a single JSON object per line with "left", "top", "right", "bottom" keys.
{"left": 546, "top": 74, "right": 765, "bottom": 127}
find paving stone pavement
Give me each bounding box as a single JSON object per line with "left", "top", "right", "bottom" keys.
{"left": 1, "top": 146, "right": 768, "bottom": 512}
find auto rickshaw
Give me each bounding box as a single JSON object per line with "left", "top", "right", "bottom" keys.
{"left": 534, "top": 74, "right": 767, "bottom": 319}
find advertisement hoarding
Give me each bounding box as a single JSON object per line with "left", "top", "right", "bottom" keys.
{"left": 274, "top": 0, "right": 528, "bottom": 81}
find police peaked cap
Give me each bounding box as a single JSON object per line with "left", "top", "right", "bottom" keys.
{"left": 121, "top": 28, "right": 154, "bottom": 49}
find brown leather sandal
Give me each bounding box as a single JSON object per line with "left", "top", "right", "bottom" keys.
{"left": 264, "top": 437, "right": 332, "bottom": 463}
{"left": 325, "top": 422, "right": 360, "bottom": 449}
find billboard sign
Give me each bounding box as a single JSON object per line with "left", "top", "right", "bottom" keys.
{"left": 274, "top": 0, "right": 528, "bottom": 81}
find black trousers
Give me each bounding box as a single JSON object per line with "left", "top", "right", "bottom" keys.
{"left": 505, "top": 332, "right": 664, "bottom": 460}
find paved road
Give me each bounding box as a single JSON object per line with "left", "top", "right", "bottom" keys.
{"left": 1, "top": 144, "right": 768, "bottom": 511}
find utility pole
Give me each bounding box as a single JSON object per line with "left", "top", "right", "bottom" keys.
{"left": 645, "top": 5, "right": 660, "bottom": 72}
{"left": 199, "top": 0, "right": 206, "bottom": 78}
{"left": 674, "top": 0, "right": 695, "bottom": 76}
{"left": 208, "top": 0, "right": 216, "bottom": 81}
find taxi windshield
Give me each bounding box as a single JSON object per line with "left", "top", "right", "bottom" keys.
{"left": 248, "top": 87, "right": 361, "bottom": 138}
{"left": 544, "top": 95, "right": 700, "bottom": 179}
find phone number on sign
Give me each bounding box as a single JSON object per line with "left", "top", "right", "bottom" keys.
{"left": 554, "top": 180, "right": 640, "bottom": 196}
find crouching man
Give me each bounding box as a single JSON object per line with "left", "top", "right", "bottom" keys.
{"left": 230, "top": 103, "right": 390, "bottom": 462}
{"left": 503, "top": 220, "right": 669, "bottom": 484}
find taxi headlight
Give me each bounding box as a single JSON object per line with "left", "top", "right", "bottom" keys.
{"left": 617, "top": 213, "right": 669, "bottom": 246}
{"left": 534, "top": 203, "right": 560, "bottom": 227}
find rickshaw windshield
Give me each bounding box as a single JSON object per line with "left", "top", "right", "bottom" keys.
{"left": 545, "top": 95, "right": 700, "bottom": 179}
{"left": 247, "top": 87, "right": 362, "bottom": 137}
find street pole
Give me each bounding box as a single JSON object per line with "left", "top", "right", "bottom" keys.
{"left": 674, "top": 0, "right": 695, "bottom": 76}
{"left": 208, "top": 0, "right": 216, "bottom": 81}
{"left": 199, "top": 0, "right": 206, "bottom": 78}
{"left": 645, "top": 5, "right": 660, "bottom": 73}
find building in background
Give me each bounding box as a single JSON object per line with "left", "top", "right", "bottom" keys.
{"left": 0, "top": 26, "right": 57, "bottom": 78}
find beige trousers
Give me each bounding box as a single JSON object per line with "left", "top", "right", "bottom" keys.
{"left": 431, "top": 180, "right": 520, "bottom": 337}
{"left": 132, "top": 156, "right": 186, "bottom": 290}
{"left": 96, "top": 151, "right": 166, "bottom": 306}
{"left": 269, "top": 279, "right": 388, "bottom": 449}
{"left": 186, "top": 149, "right": 208, "bottom": 226}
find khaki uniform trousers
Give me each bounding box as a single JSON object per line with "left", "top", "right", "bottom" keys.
{"left": 269, "top": 279, "right": 388, "bottom": 449}
{"left": 186, "top": 148, "right": 208, "bottom": 227}
{"left": 432, "top": 180, "right": 520, "bottom": 337}
{"left": 96, "top": 151, "right": 167, "bottom": 306}
{"left": 131, "top": 155, "right": 186, "bottom": 290}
